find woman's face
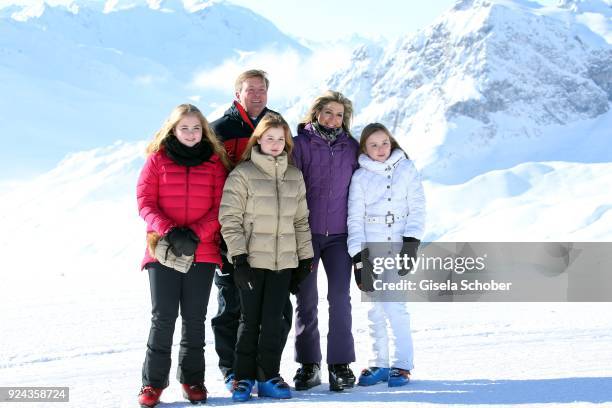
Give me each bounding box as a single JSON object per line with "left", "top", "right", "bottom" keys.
{"left": 174, "top": 114, "right": 203, "bottom": 147}
{"left": 258, "top": 126, "right": 286, "bottom": 157}
{"left": 365, "top": 130, "right": 392, "bottom": 163}
{"left": 316, "top": 102, "right": 344, "bottom": 129}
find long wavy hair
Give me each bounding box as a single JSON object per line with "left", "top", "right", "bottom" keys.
{"left": 146, "top": 104, "right": 230, "bottom": 169}
{"left": 299, "top": 90, "right": 353, "bottom": 134}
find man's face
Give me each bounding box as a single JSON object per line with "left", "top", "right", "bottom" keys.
{"left": 236, "top": 76, "right": 268, "bottom": 118}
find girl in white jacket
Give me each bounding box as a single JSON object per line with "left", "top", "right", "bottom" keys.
{"left": 347, "top": 122, "right": 426, "bottom": 388}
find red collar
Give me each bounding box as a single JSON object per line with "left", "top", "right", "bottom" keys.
{"left": 234, "top": 101, "right": 256, "bottom": 130}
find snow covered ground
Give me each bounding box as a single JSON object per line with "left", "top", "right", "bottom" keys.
{"left": 1, "top": 242, "right": 612, "bottom": 408}
{"left": 1, "top": 140, "right": 611, "bottom": 407}
{"left": 2, "top": 269, "right": 612, "bottom": 407}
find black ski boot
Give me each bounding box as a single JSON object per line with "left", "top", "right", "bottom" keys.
{"left": 328, "top": 364, "right": 356, "bottom": 392}
{"left": 293, "top": 363, "right": 321, "bottom": 390}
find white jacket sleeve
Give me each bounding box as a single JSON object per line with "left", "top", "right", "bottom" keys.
{"left": 347, "top": 172, "right": 367, "bottom": 257}
{"left": 403, "top": 160, "right": 426, "bottom": 240}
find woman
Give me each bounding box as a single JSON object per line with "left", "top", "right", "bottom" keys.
{"left": 136, "top": 104, "right": 229, "bottom": 407}
{"left": 219, "top": 112, "right": 314, "bottom": 402}
{"left": 347, "top": 122, "right": 426, "bottom": 388}
{"left": 291, "top": 90, "right": 360, "bottom": 392}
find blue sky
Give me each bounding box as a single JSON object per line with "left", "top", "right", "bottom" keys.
{"left": 1, "top": 0, "right": 560, "bottom": 42}
{"left": 229, "top": 0, "right": 558, "bottom": 42}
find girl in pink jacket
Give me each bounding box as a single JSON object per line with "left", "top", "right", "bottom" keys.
{"left": 136, "top": 104, "right": 229, "bottom": 407}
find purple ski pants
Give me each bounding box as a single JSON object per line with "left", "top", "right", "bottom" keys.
{"left": 294, "top": 233, "right": 356, "bottom": 364}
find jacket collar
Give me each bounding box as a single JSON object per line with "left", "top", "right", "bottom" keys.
{"left": 298, "top": 122, "right": 350, "bottom": 146}
{"left": 227, "top": 102, "right": 270, "bottom": 128}
{"left": 250, "top": 146, "right": 288, "bottom": 178}
{"left": 358, "top": 148, "right": 406, "bottom": 174}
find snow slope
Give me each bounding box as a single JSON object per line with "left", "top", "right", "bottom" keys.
{"left": 0, "top": 0, "right": 309, "bottom": 178}
{"left": 1, "top": 135, "right": 611, "bottom": 406}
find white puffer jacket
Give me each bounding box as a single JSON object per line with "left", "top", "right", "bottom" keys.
{"left": 347, "top": 149, "right": 426, "bottom": 257}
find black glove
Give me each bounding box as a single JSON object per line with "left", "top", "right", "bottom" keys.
{"left": 352, "top": 249, "right": 375, "bottom": 292}
{"left": 233, "top": 254, "right": 254, "bottom": 290}
{"left": 219, "top": 237, "right": 228, "bottom": 258}
{"left": 290, "top": 258, "right": 313, "bottom": 294}
{"left": 398, "top": 237, "right": 420, "bottom": 276}
{"left": 166, "top": 227, "right": 200, "bottom": 257}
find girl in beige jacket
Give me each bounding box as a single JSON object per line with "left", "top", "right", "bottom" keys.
{"left": 219, "top": 113, "right": 314, "bottom": 402}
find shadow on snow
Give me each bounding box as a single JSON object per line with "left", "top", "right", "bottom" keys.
{"left": 159, "top": 376, "right": 612, "bottom": 405}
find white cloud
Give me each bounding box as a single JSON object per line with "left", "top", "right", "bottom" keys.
{"left": 134, "top": 73, "right": 167, "bottom": 85}
{"left": 0, "top": 0, "right": 80, "bottom": 20}
{"left": 103, "top": 0, "right": 118, "bottom": 13}
{"left": 191, "top": 45, "right": 354, "bottom": 106}
{"left": 146, "top": 0, "right": 161, "bottom": 9}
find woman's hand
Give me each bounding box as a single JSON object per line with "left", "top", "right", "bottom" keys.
{"left": 166, "top": 227, "right": 200, "bottom": 257}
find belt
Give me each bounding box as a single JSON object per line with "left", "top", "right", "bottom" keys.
{"left": 365, "top": 213, "right": 408, "bottom": 225}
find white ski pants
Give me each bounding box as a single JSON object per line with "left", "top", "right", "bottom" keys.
{"left": 366, "top": 300, "right": 414, "bottom": 370}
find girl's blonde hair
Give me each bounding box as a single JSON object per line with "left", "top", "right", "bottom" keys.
{"left": 146, "top": 104, "right": 231, "bottom": 169}
{"left": 359, "top": 122, "right": 408, "bottom": 158}
{"left": 299, "top": 90, "right": 353, "bottom": 134}
{"left": 241, "top": 113, "right": 293, "bottom": 162}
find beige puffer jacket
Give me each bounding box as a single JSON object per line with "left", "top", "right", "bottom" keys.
{"left": 219, "top": 146, "right": 313, "bottom": 270}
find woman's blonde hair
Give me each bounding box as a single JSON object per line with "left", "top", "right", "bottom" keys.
{"left": 300, "top": 90, "right": 353, "bottom": 134}
{"left": 146, "top": 104, "right": 230, "bottom": 169}
{"left": 359, "top": 122, "right": 408, "bottom": 158}
{"left": 241, "top": 113, "right": 293, "bottom": 162}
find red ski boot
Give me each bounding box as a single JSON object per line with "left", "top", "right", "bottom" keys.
{"left": 138, "top": 385, "right": 163, "bottom": 407}
{"left": 181, "top": 383, "right": 208, "bottom": 404}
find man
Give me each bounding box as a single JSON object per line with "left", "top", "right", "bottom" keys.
{"left": 210, "top": 69, "right": 293, "bottom": 390}
{"left": 212, "top": 69, "right": 272, "bottom": 163}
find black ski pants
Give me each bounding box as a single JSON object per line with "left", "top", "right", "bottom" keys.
{"left": 233, "top": 268, "right": 292, "bottom": 381}
{"left": 141, "top": 262, "right": 215, "bottom": 388}
{"left": 211, "top": 255, "right": 293, "bottom": 377}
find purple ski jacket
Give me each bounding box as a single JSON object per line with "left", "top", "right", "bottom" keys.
{"left": 292, "top": 123, "right": 360, "bottom": 236}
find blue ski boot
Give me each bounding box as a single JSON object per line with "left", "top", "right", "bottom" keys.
{"left": 224, "top": 373, "right": 235, "bottom": 392}
{"left": 232, "top": 379, "right": 255, "bottom": 402}
{"left": 388, "top": 368, "right": 411, "bottom": 387}
{"left": 257, "top": 377, "right": 292, "bottom": 399}
{"left": 358, "top": 367, "right": 390, "bottom": 386}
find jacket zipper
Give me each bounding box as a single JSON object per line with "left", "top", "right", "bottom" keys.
{"left": 326, "top": 143, "right": 334, "bottom": 236}
{"left": 185, "top": 167, "right": 190, "bottom": 225}
{"left": 274, "top": 160, "right": 280, "bottom": 269}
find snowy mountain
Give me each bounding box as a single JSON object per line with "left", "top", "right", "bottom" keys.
{"left": 285, "top": 0, "right": 612, "bottom": 183}
{"left": 2, "top": 0, "right": 609, "bottom": 278}
{"left": 2, "top": 0, "right": 609, "bottom": 274}
{"left": 2, "top": 2, "right": 612, "bottom": 407}
{"left": 0, "top": 0, "right": 309, "bottom": 178}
